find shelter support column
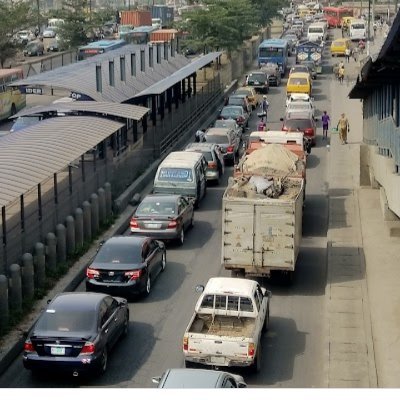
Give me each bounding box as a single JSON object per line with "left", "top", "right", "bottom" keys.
{"left": 166, "top": 87, "right": 172, "bottom": 113}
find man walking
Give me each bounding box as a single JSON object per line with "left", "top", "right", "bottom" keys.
{"left": 345, "top": 47, "right": 351, "bottom": 63}
{"left": 261, "top": 95, "right": 269, "bottom": 122}
{"left": 321, "top": 111, "right": 330, "bottom": 140}
{"left": 337, "top": 113, "right": 350, "bottom": 144}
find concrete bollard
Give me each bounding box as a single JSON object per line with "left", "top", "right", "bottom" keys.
{"left": 21, "top": 253, "right": 34, "bottom": 302}
{"left": 104, "top": 182, "right": 112, "bottom": 218}
{"left": 34, "top": 242, "right": 46, "bottom": 289}
{"left": 90, "top": 193, "right": 99, "bottom": 235}
{"left": 65, "top": 216, "right": 76, "bottom": 256}
{"left": 0, "top": 275, "right": 9, "bottom": 331}
{"left": 82, "top": 201, "right": 92, "bottom": 242}
{"left": 56, "top": 224, "right": 67, "bottom": 263}
{"left": 74, "top": 208, "right": 84, "bottom": 248}
{"left": 98, "top": 188, "right": 106, "bottom": 223}
{"left": 9, "top": 264, "right": 22, "bottom": 312}
{"left": 46, "top": 232, "right": 57, "bottom": 273}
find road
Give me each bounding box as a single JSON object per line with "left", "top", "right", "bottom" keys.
{"left": 0, "top": 37, "right": 335, "bottom": 388}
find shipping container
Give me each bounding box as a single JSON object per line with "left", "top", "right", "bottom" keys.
{"left": 150, "top": 29, "right": 179, "bottom": 43}
{"left": 120, "top": 10, "right": 152, "bottom": 27}
{"left": 151, "top": 5, "right": 174, "bottom": 28}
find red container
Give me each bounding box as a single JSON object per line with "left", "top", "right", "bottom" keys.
{"left": 150, "top": 29, "right": 179, "bottom": 42}
{"left": 120, "top": 10, "right": 152, "bottom": 27}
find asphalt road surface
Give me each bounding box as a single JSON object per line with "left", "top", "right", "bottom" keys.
{"left": 0, "top": 42, "right": 335, "bottom": 389}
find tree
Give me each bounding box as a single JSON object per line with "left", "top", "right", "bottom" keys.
{"left": 0, "top": 2, "right": 34, "bottom": 68}
{"left": 250, "top": 0, "right": 287, "bottom": 27}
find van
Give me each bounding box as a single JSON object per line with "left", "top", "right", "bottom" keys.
{"left": 286, "top": 72, "right": 312, "bottom": 96}
{"left": 307, "top": 22, "right": 327, "bottom": 42}
{"left": 153, "top": 151, "right": 207, "bottom": 207}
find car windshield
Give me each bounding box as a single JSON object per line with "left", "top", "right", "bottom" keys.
{"left": 158, "top": 167, "right": 193, "bottom": 182}
{"left": 247, "top": 73, "right": 266, "bottom": 83}
{"left": 205, "top": 135, "right": 229, "bottom": 144}
{"left": 235, "top": 89, "right": 250, "bottom": 96}
{"left": 35, "top": 308, "right": 97, "bottom": 333}
{"left": 285, "top": 119, "right": 312, "bottom": 130}
{"left": 221, "top": 107, "right": 242, "bottom": 117}
{"left": 214, "top": 120, "right": 236, "bottom": 129}
{"left": 136, "top": 199, "right": 177, "bottom": 216}
{"left": 288, "top": 103, "right": 312, "bottom": 111}
{"left": 228, "top": 97, "right": 244, "bottom": 106}
{"left": 289, "top": 77, "right": 308, "bottom": 85}
{"left": 95, "top": 241, "right": 143, "bottom": 264}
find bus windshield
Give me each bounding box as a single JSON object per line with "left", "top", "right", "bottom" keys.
{"left": 259, "top": 47, "right": 283, "bottom": 57}
{"left": 351, "top": 23, "right": 365, "bottom": 29}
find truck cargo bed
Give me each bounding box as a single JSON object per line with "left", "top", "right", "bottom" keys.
{"left": 189, "top": 314, "right": 255, "bottom": 338}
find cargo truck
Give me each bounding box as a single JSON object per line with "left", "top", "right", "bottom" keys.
{"left": 221, "top": 172, "right": 304, "bottom": 283}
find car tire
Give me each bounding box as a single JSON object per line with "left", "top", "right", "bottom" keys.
{"left": 143, "top": 273, "right": 151, "bottom": 297}
{"left": 10, "top": 104, "right": 16, "bottom": 116}
{"left": 161, "top": 251, "right": 167, "bottom": 271}
{"left": 178, "top": 228, "right": 185, "bottom": 246}
{"left": 98, "top": 347, "right": 108, "bottom": 375}
{"left": 184, "top": 360, "right": 197, "bottom": 369}
{"left": 122, "top": 311, "right": 129, "bottom": 337}
{"left": 250, "top": 343, "right": 262, "bottom": 373}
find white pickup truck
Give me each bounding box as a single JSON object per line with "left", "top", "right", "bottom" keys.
{"left": 182, "top": 277, "right": 271, "bottom": 372}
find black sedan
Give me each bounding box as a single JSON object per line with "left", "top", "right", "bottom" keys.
{"left": 130, "top": 194, "right": 194, "bottom": 245}
{"left": 22, "top": 292, "right": 129, "bottom": 377}
{"left": 86, "top": 236, "right": 166, "bottom": 298}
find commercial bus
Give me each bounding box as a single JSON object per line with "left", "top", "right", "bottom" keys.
{"left": 77, "top": 39, "right": 126, "bottom": 61}
{"left": 322, "top": 6, "right": 353, "bottom": 28}
{"left": 258, "top": 39, "right": 289, "bottom": 76}
{"left": 0, "top": 68, "right": 26, "bottom": 122}
{"left": 349, "top": 19, "right": 367, "bottom": 41}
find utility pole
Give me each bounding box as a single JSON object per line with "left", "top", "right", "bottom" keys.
{"left": 36, "top": 0, "right": 40, "bottom": 34}
{"left": 367, "top": 0, "right": 371, "bottom": 55}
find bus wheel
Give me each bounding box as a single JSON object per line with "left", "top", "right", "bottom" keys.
{"left": 10, "top": 104, "right": 16, "bottom": 116}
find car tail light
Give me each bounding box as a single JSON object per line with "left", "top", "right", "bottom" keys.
{"left": 305, "top": 128, "right": 314, "bottom": 135}
{"left": 86, "top": 267, "right": 100, "bottom": 279}
{"left": 208, "top": 161, "right": 217, "bottom": 169}
{"left": 183, "top": 336, "right": 188, "bottom": 351}
{"left": 282, "top": 126, "right": 288, "bottom": 131}
{"left": 167, "top": 219, "right": 178, "bottom": 228}
{"left": 248, "top": 342, "right": 255, "bottom": 357}
{"left": 125, "top": 270, "right": 142, "bottom": 280}
{"left": 24, "top": 340, "right": 35, "bottom": 353}
{"left": 80, "top": 342, "right": 95, "bottom": 355}
{"left": 236, "top": 116, "right": 244, "bottom": 123}
{"left": 227, "top": 146, "right": 234, "bottom": 153}
{"left": 130, "top": 218, "right": 138, "bottom": 229}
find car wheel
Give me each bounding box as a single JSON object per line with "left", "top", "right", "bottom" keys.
{"left": 99, "top": 347, "right": 108, "bottom": 375}
{"left": 10, "top": 104, "right": 17, "bottom": 116}
{"left": 122, "top": 312, "right": 129, "bottom": 337}
{"left": 145, "top": 273, "right": 151, "bottom": 296}
{"left": 161, "top": 251, "right": 167, "bottom": 271}
{"left": 178, "top": 228, "right": 185, "bottom": 246}
{"left": 250, "top": 343, "right": 262, "bottom": 373}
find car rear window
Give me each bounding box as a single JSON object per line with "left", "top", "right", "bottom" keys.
{"left": 214, "top": 120, "right": 236, "bottom": 129}
{"left": 35, "top": 309, "right": 97, "bottom": 333}
{"left": 289, "top": 77, "right": 308, "bottom": 85}
{"left": 200, "top": 295, "right": 254, "bottom": 312}
{"left": 136, "top": 199, "right": 177, "bottom": 216}
{"left": 228, "top": 97, "right": 244, "bottom": 106}
{"left": 205, "top": 135, "right": 229, "bottom": 144}
{"left": 221, "top": 108, "right": 241, "bottom": 117}
{"left": 157, "top": 167, "right": 193, "bottom": 182}
{"left": 285, "top": 119, "right": 312, "bottom": 130}
{"left": 95, "top": 242, "right": 143, "bottom": 264}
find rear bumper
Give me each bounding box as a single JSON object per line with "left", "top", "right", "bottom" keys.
{"left": 130, "top": 228, "right": 179, "bottom": 240}
{"left": 206, "top": 170, "right": 220, "bottom": 181}
{"left": 184, "top": 355, "right": 254, "bottom": 368}
{"left": 86, "top": 278, "right": 145, "bottom": 296}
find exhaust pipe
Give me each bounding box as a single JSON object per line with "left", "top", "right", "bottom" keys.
{"left": 73, "top": 371, "right": 79, "bottom": 377}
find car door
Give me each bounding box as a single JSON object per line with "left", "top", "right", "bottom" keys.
{"left": 197, "top": 160, "right": 207, "bottom": 199}
{"left": 145, "top": 239, "right": 162, "bottom": 276}
{"left": 214, "top": 147, "right": 224, "bottom": 176}
{"left": 103, "top": 296, "right": 121, "bottom": 347}
{"left": 98, "top": 299, "right": 117, "bottom": 350}
{"left": 178, "top": 196, "right": 189, "bottom": 228}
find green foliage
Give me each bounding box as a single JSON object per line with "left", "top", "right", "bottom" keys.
{"left": 0, "top": 1, "right": 33, "bottom": 67}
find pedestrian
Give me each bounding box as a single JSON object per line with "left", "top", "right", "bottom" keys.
{"left": 352, "top": 47, "right": 358, "bottom": 62}
{"left": 337, "top": 113, "right": 350, "bottom": 144}
{"left": 195, "top": 128, "right": 205, "bottom": 142}
{"left": 321, "top": 111, "right": 330, "bottom": 140}
{"left": 260, "top": 95, "right": 269, "bottom": 121}
{"left": 257, "top": 117, "right": 266, "bottom": 131}
{"left": 338, "top": 65, "right": 345, "bottom": 84}
{"left": 345, "top": 47, "right": 351, "bottom": 63}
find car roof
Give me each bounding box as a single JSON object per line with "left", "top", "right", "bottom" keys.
{"left": 285, "top": 110, "right": 313, "bottom": 119}
{"left": 103, "top": 235, "right": 148, "bottom": 246}
{"left": 185, "top": 142, "right": 215, "bottom": 151}
{"left": 206, "top": 127, "right": 231, "bottom": 136}
{"left": 214, "top": 119, "right": 237, "bottom": 126}
{"left": 164, "top": 151, "right": 204, "bottom": 163}
{"left": 288, "top": 72, "right": 310, "bottom": 78}
{"left": 288, "top": 93, "right": 311, "bottom": 100}
{"left": 50, "top": 292, "right": 108, "bottom": 311}
{"left": 159, "top": 369, "right": 234, "bottom": 388}
{"left": 141, "top": 194, "right": 181, "bottom": 202}
{"left": 204, "top": 277, "right": 258, "bottom": 297}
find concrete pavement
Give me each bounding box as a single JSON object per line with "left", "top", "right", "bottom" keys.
{"left": 325, "top": 30, "right": 400, "bottom": 387}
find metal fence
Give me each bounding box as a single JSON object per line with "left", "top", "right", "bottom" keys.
{"left": 0, "top": 74, "right": 223, "bottom": 274}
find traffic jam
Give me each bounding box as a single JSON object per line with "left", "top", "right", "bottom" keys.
{"left": 13, "top": 2, "right": 351, "bottom": 389}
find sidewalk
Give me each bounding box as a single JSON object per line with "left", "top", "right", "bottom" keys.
{"left": 325, "top": 32, "right": 400, "bottom": 387}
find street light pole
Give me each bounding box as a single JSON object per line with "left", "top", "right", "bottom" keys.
{"left": 36, "top": 0, "right": 40, "bottom": 34}
{"left": 367, "top": 0, "right": 371, "bottom": 55}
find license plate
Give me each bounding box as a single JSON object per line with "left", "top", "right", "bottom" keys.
{"left": 210, "top": 356, "right": 225, "bottom": 364}
{"left": 146, "top": 223, "right": 161, "bottom": 229}
{"left": 50, "top": 346, "right": 65, "bottom": 355}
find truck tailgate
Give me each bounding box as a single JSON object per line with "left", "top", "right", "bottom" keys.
{"left": 222, "top": 200, "right": 298, "bottom": 269}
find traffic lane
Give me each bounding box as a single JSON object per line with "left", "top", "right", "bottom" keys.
{"left": 0, "top": 166, "right": 232, "bottom": 388}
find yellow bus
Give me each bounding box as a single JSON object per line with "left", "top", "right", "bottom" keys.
{"left": 0, "top": 68, "right": 26, "bottom": 122}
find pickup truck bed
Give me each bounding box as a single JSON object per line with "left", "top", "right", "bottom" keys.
{"left": 189, "top": 314, "right": 254, "bottom": 337}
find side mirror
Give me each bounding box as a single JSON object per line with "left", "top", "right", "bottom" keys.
{"left": 152, "top": 377, "right": 161, "bottom": 385}
{"left": 195, "top": 284, "right": 205, "bottom": 293}
{"left": 238, "top": 382, "right": 247, "bottom": 388}
{"left": 280, "top": 117, "right": 284, "bottom": 121}
{"left": 266, "top": 290, "right": 272, "bottom": 298}
{"left": 47, "top": 299, "right": 52, "bottom": 304}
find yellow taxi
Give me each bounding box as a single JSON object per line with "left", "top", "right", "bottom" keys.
{"left": 341, "top": 16, "right": 356, "bottom": 30}
{"left": 286, "top": 72, "right": 312, "bottom": 96}
{"left": 330, "top": 38, "right": 352, "bottom": 57}
{"left": 234, "top": 86, "right": 259, "bottom": 110}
